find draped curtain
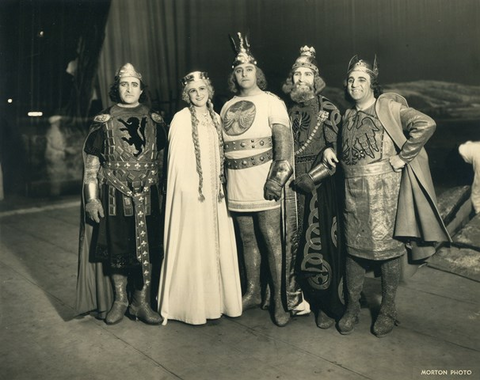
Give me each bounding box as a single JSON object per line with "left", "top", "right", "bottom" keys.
{"left": 97, "top": 0, "right": 251, "bottom": 119}
{"left": 97, "top": 0, "right": 480, "bottom": 119}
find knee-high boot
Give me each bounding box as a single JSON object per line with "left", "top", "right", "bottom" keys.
{"left": 338, "top": 256, "right": 365, "bottom": 335}
{"left": 105, "top": 273, "right": 129, "bottom": 325}
{"left": 129, "top": 266, "right": 162, "bottom": 325}
{"left": 373, "top": 257, "right": 401, "bottom": 337}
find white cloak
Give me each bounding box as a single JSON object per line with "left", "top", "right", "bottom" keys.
{"left": 157, "top": 107, "right": 242, "bottom": 325}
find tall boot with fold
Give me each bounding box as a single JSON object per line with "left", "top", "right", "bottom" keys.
{"left": 338, "top": 256, "right": 365, "bottom": 335}
{"left": 105, "top": 273, "right": 129, "bottom": 325}
{"left": 129, "top": 266, "right": 162, "bottom": 325}
{"left": 373, "top": 256, "right": 401, "bottom": 337}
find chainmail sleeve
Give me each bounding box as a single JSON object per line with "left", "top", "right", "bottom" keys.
{"left": 84, "top": 154, "right": 101, "bottom": 184}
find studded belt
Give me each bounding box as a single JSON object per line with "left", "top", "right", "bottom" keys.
{"left": 224, "top": 137, "right": 272, "bottom": 152}
{"left": 105, "top": 160, "right": 160, "bottom": 170}
{"left": 225, "top": 149, "right": 273, "bottom": 170}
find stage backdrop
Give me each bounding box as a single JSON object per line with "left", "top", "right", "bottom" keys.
{"left": 97, "top": 0, "right": 480, "bottom": 118}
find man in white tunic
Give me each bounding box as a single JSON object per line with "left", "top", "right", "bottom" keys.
{"left": 220, "top": 33, "right": 297, "bottom": 326}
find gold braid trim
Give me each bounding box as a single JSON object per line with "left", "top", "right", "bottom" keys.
{"left": 207, "top": 99, "right": 225, "bottom": 201}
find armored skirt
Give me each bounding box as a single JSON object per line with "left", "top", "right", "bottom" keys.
{"left": 342, "top": 160, "right": 405, "bottom": 260}
{"left": 340, "top": 104, "right": 406, "bottom": 261}
{"left": 157, "top": 108, "right": 242, "bottom": 325}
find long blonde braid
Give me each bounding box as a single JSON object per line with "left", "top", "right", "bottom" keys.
{"left": 189, "top": 104, "right": 205, "bottom": 201}
{"left": 206, "top": 100, "right": 226, "bottom": 201}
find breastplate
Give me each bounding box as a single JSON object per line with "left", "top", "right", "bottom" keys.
{"left": 104, "top": 114, "right": 160, "bottom": 187}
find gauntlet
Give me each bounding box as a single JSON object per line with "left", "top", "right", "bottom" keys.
{"left": 264, "top": 124, "right": 293, "bottom": 201}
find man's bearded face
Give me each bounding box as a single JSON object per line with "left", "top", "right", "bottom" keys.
{"left": 290, "top": 67, "right": 316, "bottom": 103}
{"left": 290, "top": 81, "right": 315, "bottom": 103}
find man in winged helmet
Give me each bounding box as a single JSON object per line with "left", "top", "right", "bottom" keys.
{"left": 323, "top": 55, "right": 450, "bottom": 337}
{"left": 220, "top": 33, "right": 307, "bottom": 326}
{"left": 75, "top": 63, "right": 167, "bottom": 326}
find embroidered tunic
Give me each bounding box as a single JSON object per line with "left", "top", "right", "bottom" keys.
{"left": 221, "top": 91, "right": 290, "bottom": 212}
{"left": 75, "top": 103, "right": 166, "bottom": 318}
{"left": 340, "top": 103, "right": 405, "bottom": 260}
{"left": 290, "top": 96, "right": 345, "bottom": 317}
{"left": 84, "top": 104, "right": 166, "bottom": 269}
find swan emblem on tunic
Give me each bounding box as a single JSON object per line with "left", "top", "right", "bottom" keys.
{"left": 223, "top": 100, "right": 256, "bottom": 136}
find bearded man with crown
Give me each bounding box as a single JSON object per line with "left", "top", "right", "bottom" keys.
{"left": 282, "top": 46, "right": 346, "bottom": 329}
{"left": 323, "top": 56, "right": 451, "bottom": 337}
{"left": 75, "top": 63, "right": 167, "bottom": 326}
{"left": 220, "top": 33, "right": 309, "bottom": 326}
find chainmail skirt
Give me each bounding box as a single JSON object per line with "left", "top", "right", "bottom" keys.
{"left": 342, "top": 160, "right": 405, "bottom": 260}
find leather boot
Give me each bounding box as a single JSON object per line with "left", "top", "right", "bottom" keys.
{"left": 129, "top": 266, "right": 162, "bottom": 325}
{"left": 373, "top": 257, "right": 401, "bottom": 338}
{"left": 316, "top": 310, "right": 335, "bottom": 329}
{"left": 105, "top": 274, "right": 129, "bottom": 325}
{"left": 338, "top": 256, "right": 365, "bottom": 335}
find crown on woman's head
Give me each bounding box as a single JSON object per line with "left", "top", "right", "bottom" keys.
{"left": 347, "top": 55, "right": 379, "bottom": 77}
{"left": 230, "top": 32, "right": 257, "bottom": 69}
{"left": 181, "top": 71, "right": 209, "bottom": 87}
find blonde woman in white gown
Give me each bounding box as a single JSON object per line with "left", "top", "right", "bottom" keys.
{"left": 157, "top": 71, "right": 242, "bottom": 325}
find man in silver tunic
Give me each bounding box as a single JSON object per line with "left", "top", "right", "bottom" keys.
{"left": 323, "top": 56, "right": 450, "bottom": 337}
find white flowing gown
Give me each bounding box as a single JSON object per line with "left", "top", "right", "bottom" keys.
{"left": 158, "top": 107, "right": 242, "bottom": 325}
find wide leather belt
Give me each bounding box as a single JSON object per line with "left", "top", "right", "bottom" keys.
{"left": 224, "top": 137, "right": 272, "bottom": 152}
{"left": 226, "top": 149, "right": 273, "bottom": 170}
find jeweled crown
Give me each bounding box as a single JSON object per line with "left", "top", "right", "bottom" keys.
{"left": 292, "top": 46, "right": 319, "bottom": 74}
{"left": 181, "top": 71, "right": 209, "bottom": 87}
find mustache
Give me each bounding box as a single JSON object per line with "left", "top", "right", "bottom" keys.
{"left": 294, "top": 82, "right": 314, "bottom": 91}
